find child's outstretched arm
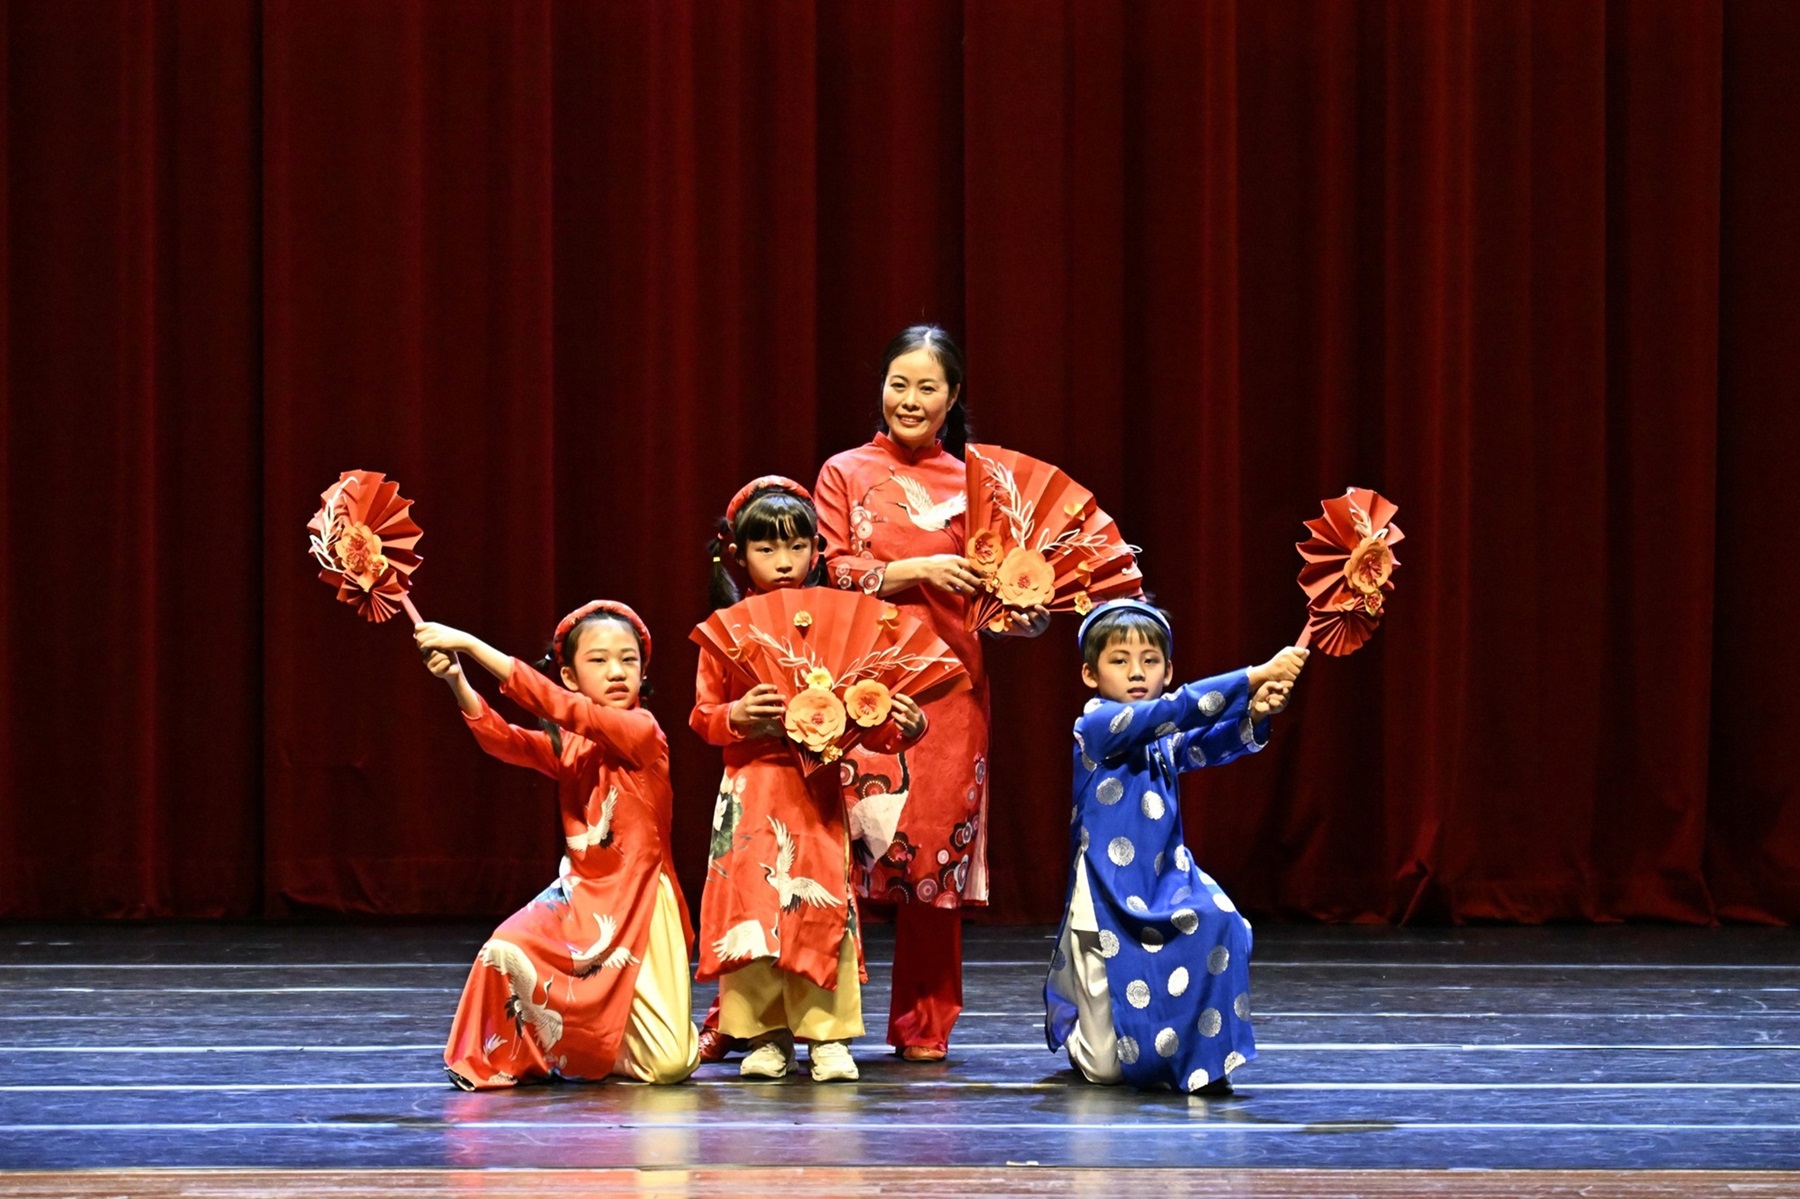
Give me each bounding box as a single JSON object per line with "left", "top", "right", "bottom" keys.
{"left": 415, "top": 622, "right": 662, "bottom": 769}
{"left": 1175, "top": 647, "right": 1309, "bottom": 773}
{"left": 422, "top": 644, "right": 560, "bottom": 777}
{"left": 1075, "top": 647, "right": 1309, "bottom": 767}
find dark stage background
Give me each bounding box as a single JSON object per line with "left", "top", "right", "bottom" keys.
{"left": 1, "top": 1, "right": 1794, "bottom": 925}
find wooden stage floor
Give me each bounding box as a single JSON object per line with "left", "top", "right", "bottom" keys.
{"left": 1, "top": 922, "right": 1796, "bottom": 1195}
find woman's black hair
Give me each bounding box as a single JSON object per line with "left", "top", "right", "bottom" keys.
{"left": 880, "top": 324, "right": 970, "bottom": 457}
{"left": 707, "top": 487, "right": 826, "bottom": 610}
{"left": 532, "top": 612, "right": 653, "bottom": 755}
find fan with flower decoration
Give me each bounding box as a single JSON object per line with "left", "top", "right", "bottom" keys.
{"left": 1294, "top": 487, "right": 1403, "bottom": 655}
{"left": 692, "top": 588, "right": 970, "bottom": 777}
{"left": 962, "top": 444, "right": 1144, "bottom": 633}
{"left": 306, "top": 470, "right": 424, "bottom": 625}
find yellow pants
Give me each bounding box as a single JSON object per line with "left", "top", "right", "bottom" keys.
{"left": 717, "top": 932, "right": 863, "bottom": 1042}
{"left": 611, "top": 873, "right": 701, "bottom": 1084}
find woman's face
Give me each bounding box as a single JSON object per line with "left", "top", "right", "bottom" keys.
{"left": 882, "top": 347, "right": 959, "bottom": 450}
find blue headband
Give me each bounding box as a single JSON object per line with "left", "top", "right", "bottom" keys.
{"left": 1076, "top": 598, "right": 1172, "bottom": 654}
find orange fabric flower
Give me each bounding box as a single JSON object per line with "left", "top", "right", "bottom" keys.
{"left": 995, "top": 546, "right": 1055, "bottom": 607}
{"left": 333, "top": 522, "right": 388, "bottom": 591}
{"left": 1072, "top": 590, "right": 1093, "bottom": 615}
{"left": 844, "top": 679, "right": 894, "bottom": 728}
{"left": 785, "top": 687, "right": 847, "bottom": 752}
{"left": 793, "top": 610, "right": 814, "bottom": 629}
{"left": 1342, "top": 535, "right": 1394, "bottom": 597}
{"left": 967, "top": 528, "right": 1005, "bottom": 577}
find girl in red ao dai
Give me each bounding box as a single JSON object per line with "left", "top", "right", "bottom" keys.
{"left": 417, "top": 604, "right": 699, "bottom": 1088}
{"left": 692, "top": 478, "right": 928, "bottom": 1082}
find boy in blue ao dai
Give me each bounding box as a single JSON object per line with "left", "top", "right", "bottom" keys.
{"left": 1045, "top": 599, "right": 1307, "bottom": 1093}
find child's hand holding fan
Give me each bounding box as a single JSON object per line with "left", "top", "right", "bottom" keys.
{"left": 692, "top": 588, "right": 970, "bottom": 776}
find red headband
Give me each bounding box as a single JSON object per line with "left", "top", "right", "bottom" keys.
{"left": 554, "top": 600, "right": 652, "bottom": 669}
{"left": 725, "top": 475, "right": 814, "bottom": 524}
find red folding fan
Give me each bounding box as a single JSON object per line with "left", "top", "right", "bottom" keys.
{"left": 962, "top": 444, "right": 1144, "bottom": 633}
{"left": 692, "top": 588, "right": 971, "bottom": 776}
{"left": 306, "top": 470, "right": 424, "bottom": 625}
{"left": 1294, "top": 487, "right": 1404, "bottom": 655}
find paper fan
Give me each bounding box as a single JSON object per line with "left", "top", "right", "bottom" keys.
{"left": 1294, "top": 487, "right": 1403, "bottom": 656}
{"left": 306, "top": 470, "right": 424, "bottom": 625}
{"left": 962, "top": 444, "right": 1144, "bottom": 633}
{"left": 691, "top": 588, "right": 971, "bottom": 777}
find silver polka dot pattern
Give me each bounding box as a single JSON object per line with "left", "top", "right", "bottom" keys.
{"left": 1172, "top": 908, "right": 1200, "bottom": 935}
{"left": 1109, "top": 707, "right": 1135, "bottom": 734}
{"left": 1239, "top": 716, "right": 1260, "bottom": 748}
{"left": 1081, "top": 753, "right": 1097, "bottom": 771}
{"left": 1207, "top": 946, "right": 1230, "bottom": 975}
{"left": 1141, "top": 791, "right": 1166, "bottom": 821}
{"left": 1234, "top": 992, "right": 1252, "bottom": 1020}
{"left": 1175, "top": 846, "right": 1192, "bottom": 872}
{"left": 1199, "top": 1007, "right": 1223, "bottom": 1037}
{"left": 1155, "top": 721, "right": 1178, "bottom": 736}
{"left": 1153, "top": 852, "right": 1165, "bottom": 874}
{"left": 1140, "top": 927, "right": 1164, "bottom": 953}
{"left": 1168, "top": 966, "right": 1190, "bottom": 996}
{"left": 1213, "top": 891, "right": 1237, "bottom": 913}
{"left": 1108, "top": 836, "right": 1135, "bottom": 866}
{"left": 1117, "top": 1036, "right": 1140, "bottom": 1065}
{"left": 1098, "top": 929, "right": 1120, "bottom": 958}
{"left": 1084, "top": 698, "right": 1102, "bottom": 714}
{"left": 1078, "top": 828, "right": 1090, "bottom": 853}
{"left": 1199, "top": 690, "right": 1226, "bottom": 716}
{"left": 1223, "top": 1051, "right": 1247, "bottom": 1074}
{"left": 1186, "top": 1069, "right": 1211, "bottom": 1092}
{"left": 1172, "top": 886, "right": 1193, "bottom": 904}
{"left": 1155, "top": 1028, "right": 1179, "bottom": 1057}
{"left": 1126, "top": 980, "right": 1151, "bottom": 1009}
{"left": 1126, "top": 895, "right": 1148, "bottom": 914}
{"left": 1096, "top": 778, "right": 1124, "bottom": 806}
{"left": 1187, "top": 742, "right": 1207, "bottom": 768}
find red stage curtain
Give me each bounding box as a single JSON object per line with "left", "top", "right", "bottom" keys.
{"left": 2, "top": 1, "right": 1793, "bottom": 924}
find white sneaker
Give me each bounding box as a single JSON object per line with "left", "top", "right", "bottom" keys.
{"left": 739, "top": 1038, "right": 794, "bottom": 1079}
{"left": 808, "top": 1040, "right": 859, "bottom": 1082}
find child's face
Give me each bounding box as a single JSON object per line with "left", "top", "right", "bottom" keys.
{"left": 559, "top": 620, "right": 643, "bottom": 708}
{"left": 738, "top": 534, "right": 816, "bottom": 593}
{"left": 882, "top": 347, "right": 959, "bottom": 449}
{"left": 1082, "top": 632, "right": 1171, "bottom": 704}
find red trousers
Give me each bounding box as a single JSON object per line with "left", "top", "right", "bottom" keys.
{"left": 886, "top": 901, "right": 963, "bottom": 1051}
{"left": 700, "top": 902, "right": 964, "bottom": 1051}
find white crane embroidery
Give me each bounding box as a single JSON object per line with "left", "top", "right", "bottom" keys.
{"left": 891, "top": 472, "right": 966, "bottom": 531}
{"left": 478, "top": 939, "right": 564, "bottom": 1050}
{"left": 565, "top": 786, "right": 619, "bottom": 853}
{"left": 569, "top": 912, "right": 637, "bottom": 975}
{"left": 712, "top": 919, "right": 775, "bottom": 963}
{"left": 763, "top": 815, "right": 843, "bottom": 912}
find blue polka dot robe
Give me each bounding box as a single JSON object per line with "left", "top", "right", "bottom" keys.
{"left": 1044, "top": 669, "right": 1267, "bottom": 1091}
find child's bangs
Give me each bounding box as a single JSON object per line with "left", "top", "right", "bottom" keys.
{"left": 1082, "top": 610, "right": 1171, "bottom": 667}
{"left": 734, "top": 491, "right": 818, "bottom": 544}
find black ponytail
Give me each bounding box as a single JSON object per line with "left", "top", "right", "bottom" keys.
{"left": 533, "top": 649, "right": 566, "bottom": 757}
{"left": 708, "top": 518, "right": 743, "bottom": 610}
{"left": 879, "top": 323, "right": 970, "bottom": 456}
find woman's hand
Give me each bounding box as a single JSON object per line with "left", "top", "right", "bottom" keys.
{"left": 729, "top": 683, "right": 787, "bottom": 739}
{"left": 887, "top": 554, "right": 984, "bottom": 598}
{"left": 889, "top": 693, "right": 927, "bottom": 739}
{"left": 414, "top": 622, "right": 473, "bottom": 656}
{"left": 991, "top": 604, "right": 1050, "bottom": 638}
